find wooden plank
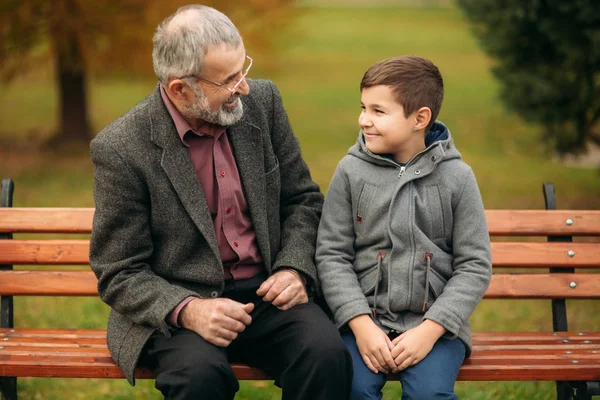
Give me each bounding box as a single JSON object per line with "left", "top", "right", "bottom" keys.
{"left": 0, "top": 354, "right": 596, "bottom": 381}
{"left": 0, "top": 329, "right": 596, "bottom": 381}
{"left": 0, "top": 240, "right": 89, "bottom": 265}
{"left": 1, "top": 270, "right": 599, "bottom": 298}
{"left": 2, "top": 240, "right": 599, "bottom": 268}
{"left": 1, "top": 209, "right": 599, "bottom": 236}
{"left": 0, "top": 271, "right": 97, "bottom": 296}
{"left": 491, "top": 242, "right": 600, "bottom": 267}
{"left": 486, "top": 274, "right": 600, "bottom": 299}
{"left": 0, "top": 208, "right": 94, "bottom": 234}
{"left": 486, "top": 210, "right": 600, "bottom": 236}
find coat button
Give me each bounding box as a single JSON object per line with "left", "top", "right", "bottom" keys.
{"left": 414, "top": 170, "right": 421, "bottom": 175}
{"left": 210, "top": 291, "right": 218, "bottom": 298}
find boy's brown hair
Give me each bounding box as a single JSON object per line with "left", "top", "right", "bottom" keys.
{"left": 360, "top": 56, "right": 444, "bottom": 132}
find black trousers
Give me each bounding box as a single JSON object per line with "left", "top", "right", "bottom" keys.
{"left": 141, "top": 281, "right": 352, "bottom": 400}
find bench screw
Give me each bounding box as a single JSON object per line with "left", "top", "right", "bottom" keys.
{"left": 578, "top": 332, "right": 584, "bottom": 335}
{"left": 563, "top": 339, "right": 569, "bottom": 343}
{"left": 584, "top": 340, "right": 590, "bottom": 344}
{"left": 569, "top": 282, "right": 577, "bottom": 289}
{"left": 566, "top": 218, "right": 573, "bottom": 226}
{"left": 566, "top": 351, "right": 573, "bottom": 354}
{"left": 572, "top": 360, "right": 579, "bottom": 364}
{"left": 2, "top": 338, "right": 8, "bottom": 341}
{"left": 567, "top": 250, "right": 575, "bottom": 257}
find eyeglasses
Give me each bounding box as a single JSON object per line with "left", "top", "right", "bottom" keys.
{"left": 184, "top": 55, "right": 253, "bottom": 94}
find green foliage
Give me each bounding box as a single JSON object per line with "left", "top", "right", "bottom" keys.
{"left": 456, "top": 0, "right": 600, "bottom": 154}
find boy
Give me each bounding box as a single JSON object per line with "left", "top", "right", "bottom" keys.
{"left": 316, "top": 56, "right": 492, "bottom": 399}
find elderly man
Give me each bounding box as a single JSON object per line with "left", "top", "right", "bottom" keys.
{"left": 90, "top": 4, "right": 352, "bottom": 400}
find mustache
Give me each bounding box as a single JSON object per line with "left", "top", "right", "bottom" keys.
{"left": 225, "top": 93, "right": 240, "bottom": 103}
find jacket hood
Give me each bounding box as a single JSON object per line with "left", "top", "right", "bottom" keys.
{"left": 349, "top": 120, "right": 461, "bottom": 166}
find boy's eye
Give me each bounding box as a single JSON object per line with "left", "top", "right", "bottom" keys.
{"left": 375, "top": 109, "right": 384, "bottom": 114}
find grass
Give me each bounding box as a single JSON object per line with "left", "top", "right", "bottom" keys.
{"left": 0, "top": 5, "right": 599, "bottom": 400}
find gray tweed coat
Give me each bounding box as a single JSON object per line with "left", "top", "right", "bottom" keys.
{"left": 89, "top": 79, "right": 324, "bottom": 384}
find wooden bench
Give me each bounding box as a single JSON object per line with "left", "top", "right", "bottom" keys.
{"left": 0, "top": 178, "right": 599, "bottom": 400}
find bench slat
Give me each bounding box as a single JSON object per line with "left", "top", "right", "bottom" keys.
{"left": 0, "top": 329, "right": 598, "bottom": 381}
{"left": 2, "top": 240, "right": 599, "bottom": 268}
{"left": 0, "top": 208, "right": 94, "bottom": 234}
{"left": 0, "top": 270, "right": 97, "bottom": 296}
{"left": 1, "top": 270, "right": 599, "bottom": 299}
{"left": 1, "top": 209, "right": 599, "bottom": 236}
{"left": 0, "top": 240, "right": 90, "bottom": 265}
{"left": 486, "top": 274, "right": 600, "bottom": 299}
{"left": 491, "top": 242, "right": 600, "bottom": 267}
{"left": 485, "top": 210, "right": 600, "bottom": 236}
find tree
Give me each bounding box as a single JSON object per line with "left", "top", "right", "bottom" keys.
{"left": 0, "top": 0, "right": 296, "bottom": 148}
{"left": 456, "top": 0, "right": 600, "bottom": 155}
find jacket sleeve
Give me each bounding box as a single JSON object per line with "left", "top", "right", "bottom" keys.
{"left": 423, "top": 168, "right": 492, "bottom": 337}
{"left": 90, "top": 138, "right": 199, "bottom": 336}
{"left": 316, "top": 162, "right": 372, "bottom": 328}
{"left": 266, "top": 81, "right": 324, "bottom": 284}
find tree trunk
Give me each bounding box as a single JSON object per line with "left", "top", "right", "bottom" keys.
{"left": 49, "top": 31, "right": 92, "bottom": 148}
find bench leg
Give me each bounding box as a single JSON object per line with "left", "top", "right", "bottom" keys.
{"left": 0, "top": 377, "right": 17, "bottom": 400}
{"left": 570, "top": 381, "right": 596, "bottom": 400}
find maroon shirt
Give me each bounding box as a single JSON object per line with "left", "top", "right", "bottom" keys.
{"left": 160, "top": 88, "right": 263, "bottom": 325}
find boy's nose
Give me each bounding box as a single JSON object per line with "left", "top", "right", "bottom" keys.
{"left": 358, "top": 112, "right": 372, "bottom": 128}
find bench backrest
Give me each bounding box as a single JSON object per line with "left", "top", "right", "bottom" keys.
{"left": 1, "top": 181, "right": 599, "bottom": 326}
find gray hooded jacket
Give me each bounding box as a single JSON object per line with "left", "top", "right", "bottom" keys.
{"left": 315, "top": 122, "right": 492, "bottom": 354}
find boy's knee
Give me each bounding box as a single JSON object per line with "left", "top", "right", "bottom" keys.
{"left": 402, "top": 385, "right": 457, "bottom": 400}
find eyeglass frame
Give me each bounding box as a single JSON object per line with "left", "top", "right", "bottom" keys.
{"left": 182, "top": 55, "right": 253, "bottom": 94}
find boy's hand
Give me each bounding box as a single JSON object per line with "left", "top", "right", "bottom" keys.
{"left": 391, "top": 319, "right": 446, "bottom": 371}
{"left": 348, "top": 315, "right": 396, "bottom": 374}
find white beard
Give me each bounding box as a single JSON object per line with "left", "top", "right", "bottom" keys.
{"left": 182, "top": 85, "right": 244, "bottom": 127}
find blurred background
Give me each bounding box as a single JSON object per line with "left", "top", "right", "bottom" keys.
{"left": 0, "top": 0, "right": 598, "bottom": 398}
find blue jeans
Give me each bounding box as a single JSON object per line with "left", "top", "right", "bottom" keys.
{"left": 342, "top": 331, "right": 466, "bottom": 400}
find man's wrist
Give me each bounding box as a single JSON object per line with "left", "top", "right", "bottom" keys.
{"left": 283, "top": 267, "right": 309, "bottom": 287}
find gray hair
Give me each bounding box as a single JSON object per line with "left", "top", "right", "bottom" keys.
{"left": 152, "top": 5, "right": 243, "bottom": 86}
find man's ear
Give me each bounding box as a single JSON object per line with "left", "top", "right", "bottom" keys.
{"left": 166, "top": 79, "right": 190, "bottom": 101}
{"left": 414, "top": 107, "right": 432, "bottom": 131}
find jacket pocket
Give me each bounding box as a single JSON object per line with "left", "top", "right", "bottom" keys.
{"left": 358, "top": 266, "right": 381, "bottom": 296}
{"left": 425, "top": 185, "right": 445, "bottom": 240}
{"left": 265, "top": 158, "right": 280, "bottom": 186}
{"left": 428, "top": 267, "right": 447, "bottom": 299}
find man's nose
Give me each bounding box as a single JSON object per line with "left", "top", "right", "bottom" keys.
{"left": 236, "top": 77, "right": 250, "bottom": 95}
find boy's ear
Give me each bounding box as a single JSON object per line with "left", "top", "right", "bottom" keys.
{"left": 414, "top": 107, "right": 432, "bottom": 131}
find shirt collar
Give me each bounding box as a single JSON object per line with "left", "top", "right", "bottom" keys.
{"left": 160, "top": 85, "right": 226, "bottom": 146}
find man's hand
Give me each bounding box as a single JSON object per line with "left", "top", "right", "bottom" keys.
{"left": 348, "top": 315, "right": 396, "bottom": 374}
{"left": 179, "top": 298, "right": 254, "bottom": 347}
{"left": 256, "top": 269, "right": 308, "bottom": 310}
{"left": 391, "top": 319, "right": 446, "bottom": 371}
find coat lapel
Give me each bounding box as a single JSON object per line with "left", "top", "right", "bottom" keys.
{"left": 148, "top": 88, "right": 220, "bottom": 259}
{"left": 228, "top": 119, "right": 271, "bottom": 269}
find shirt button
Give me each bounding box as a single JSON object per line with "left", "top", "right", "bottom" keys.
{"left": 220, "top": 171, "right": 225, "bottom": 177}
{"left": 226, "top": 207, "right": 232, "bottom": 214}
{"left": 210, "top": 291, "right": 218, "bottom": 298}
{"left": 233, "top": 242, "right": 239, "bottom": 247}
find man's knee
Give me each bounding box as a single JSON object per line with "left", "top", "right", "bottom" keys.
{"left": 155, "top": 357, "right": 239, "bottom": 400}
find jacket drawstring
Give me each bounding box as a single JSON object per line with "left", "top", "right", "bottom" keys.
{"left": 422, "top": 252, "right": 433, "bottom": 312}
{"left": 373, "top": 252, "right": 386, "bottom": 319}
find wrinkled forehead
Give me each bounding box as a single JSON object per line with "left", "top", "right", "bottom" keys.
{"left": 201, "top": 43, "right": 247, "bottom": 81}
